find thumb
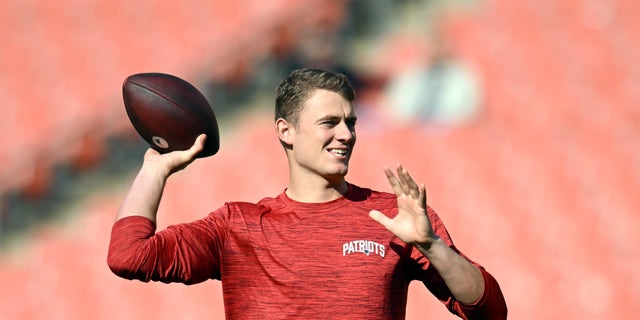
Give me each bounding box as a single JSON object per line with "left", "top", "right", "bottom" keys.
{"left": 169, "top": 134, "right": 207, "bottom": 174}
{"left": 179, "top": 134, "right": 206, "bottom": 162}
{"left": 369, "top": 210, "right": 393, "bottom": 230}
{"left": 187, "top": 134, "right": 207, "bottom": 157}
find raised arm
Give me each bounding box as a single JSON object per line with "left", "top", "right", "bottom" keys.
{"left": 108, "top": 134, "right": 225, "bottom": 284}
{"left": 116, "top": 134, "right": 206, "bottom": 223}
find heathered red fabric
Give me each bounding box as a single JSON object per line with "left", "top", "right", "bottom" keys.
{"left": 108, "top": 184, "right": 506, "bottom": 319}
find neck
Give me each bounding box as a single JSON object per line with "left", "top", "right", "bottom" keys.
{"left": 286, "top": 176, "right": 348, "bottom": 203}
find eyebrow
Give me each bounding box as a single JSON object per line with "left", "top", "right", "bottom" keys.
{"left": 316, "top": 114, "right": 358, "bottom": 123}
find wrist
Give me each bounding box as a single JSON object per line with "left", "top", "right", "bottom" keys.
{"left": 415, "top": 234, "right": 442, "bottom": 254}
{"left": 140, "top": 161, "right": 172, "bottom": 180}
{"left": 137, "top": 164, "right": 172, "bottom": 189}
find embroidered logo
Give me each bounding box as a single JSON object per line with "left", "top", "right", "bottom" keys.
{"left": 342, "top": 240, "right": 385, "bottom": 258}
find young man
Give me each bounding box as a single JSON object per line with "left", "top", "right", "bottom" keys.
{"left": 108, "top": 68, "right": 507, "bottom": 319}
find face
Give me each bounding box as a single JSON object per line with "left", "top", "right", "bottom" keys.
{"left": 280, "top": 89, "right": 357, "bottom": 183}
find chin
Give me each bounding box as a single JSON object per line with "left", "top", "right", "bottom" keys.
{"left": 326, "top": 166, "right": 349, "bottom": 179}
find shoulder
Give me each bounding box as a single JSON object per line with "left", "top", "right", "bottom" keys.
{"left": 209, "top": 197, "right": 281, "bottom": 219}
{"left": 344, "top": 184, "right": 399, "bottom": 215}
{"left": 348, "top": 183, "right": 396, "bottom": 204}
{"left": 213, "top": 199, "right": 274, "bottom": 215}
{"left": 202, "top": 200, "right": 274, "bottom": 232}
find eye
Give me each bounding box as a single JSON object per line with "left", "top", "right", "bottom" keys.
{"left": 345, "top": 119, "right": 357, "bottom": 131}
{"left": 321, "top": 119, "right": 339, "bottom": 127}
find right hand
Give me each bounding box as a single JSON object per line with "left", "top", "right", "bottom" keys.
{"left": 142, "top": 134, "right": 207, "bottom": 177}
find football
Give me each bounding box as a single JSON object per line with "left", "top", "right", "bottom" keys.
{"left": 122, "top": 72, "right": 220, "bottom": 158}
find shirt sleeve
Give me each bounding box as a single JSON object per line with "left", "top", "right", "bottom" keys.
{"left": 106, "top": 205, "right": 230, "bottom": 284}
{"left": 411, "top": 206, "right": 508, "bottom": 319}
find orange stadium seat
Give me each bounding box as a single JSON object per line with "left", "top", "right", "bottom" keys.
{"left": 1, "top": 0, "right": 640, "bottom": 319}
{"left": 0, "top": 0, "right": 347, "bottom": 195}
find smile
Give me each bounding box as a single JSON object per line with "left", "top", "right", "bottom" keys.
{"left": 328, "top": 148, "right": 348, "bottom": 156}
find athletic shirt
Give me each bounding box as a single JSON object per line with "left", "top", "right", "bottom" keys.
{"left": 108, "top": 184, "right": 507, "bottom": 319}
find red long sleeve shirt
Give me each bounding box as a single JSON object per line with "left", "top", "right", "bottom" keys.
{"left": 108, "top": 184, "right": 506, "bottom": 319}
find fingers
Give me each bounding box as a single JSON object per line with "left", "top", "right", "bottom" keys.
{"left": 397, "top": 164, "right": 419, "bottom": 198}
{"left": 384, "top": 164, "right": 423, "bottom": 199}
{"left": 383, "top": 166, "right": 403, "bottom": 196}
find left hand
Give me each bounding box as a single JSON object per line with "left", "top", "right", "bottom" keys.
{"left": 370, "top": 165, "right": 488, "bottom": 306}
{"left": 369, "top": 164, "right": 438, "bottom": 247}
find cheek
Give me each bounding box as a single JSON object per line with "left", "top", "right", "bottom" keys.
{"left": 316, "top": 131, "right": 335, "bottom": 144}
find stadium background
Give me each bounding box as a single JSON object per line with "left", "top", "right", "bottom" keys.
{"left": 1, "top": 0, "right": 639, "bottom": 319}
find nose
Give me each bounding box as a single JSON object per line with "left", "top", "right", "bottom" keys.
{"left": 336, "top": 121, "right": 356, "bottom": 142}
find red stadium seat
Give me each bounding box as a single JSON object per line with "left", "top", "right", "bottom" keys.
{"left": 1, "top": 0, "right": 639, "bottom": 319}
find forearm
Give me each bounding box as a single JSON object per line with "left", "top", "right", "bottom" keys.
{"left": 416, "top": 237, "right": 485, "bottom": 304}
{"left": 116, "top": 163, "right": 170, "bottom": 223}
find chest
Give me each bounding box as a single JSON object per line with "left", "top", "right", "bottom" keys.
{"left": 222, "top": 207, "right": 409, "bottom": 289}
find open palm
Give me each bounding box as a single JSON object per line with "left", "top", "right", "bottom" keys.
{"left": 369, "top": 165, "right": 436, "bottom": 245}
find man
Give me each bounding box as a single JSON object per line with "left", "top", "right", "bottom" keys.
{"left": 108, "top": 68, "right": 507, "bottom": 319}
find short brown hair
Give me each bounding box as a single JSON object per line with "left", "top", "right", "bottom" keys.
{"left": 274, "top": 68, "right": 355, "bottom": 125}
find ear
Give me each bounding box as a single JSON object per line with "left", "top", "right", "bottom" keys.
{"left": 276, "top": 118, "right": 295, "bottom": 146}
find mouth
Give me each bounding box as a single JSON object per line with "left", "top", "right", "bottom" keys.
{"left": 327, "top": 148, "right": 349, "bottom": 158}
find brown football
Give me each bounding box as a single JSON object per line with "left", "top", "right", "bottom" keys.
{"left": 122, "top": 72, "right": 220, "bottom": 158}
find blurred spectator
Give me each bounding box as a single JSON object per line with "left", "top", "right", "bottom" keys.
{"left": 383, "top": 23, "right": 482, "bottom": 126}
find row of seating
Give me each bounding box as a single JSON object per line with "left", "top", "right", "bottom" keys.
{"left": 1, "top": 0, "right": 639, "bottom": 318}
{"left": 0, "top": 0, "right": 347, "bottom": 196}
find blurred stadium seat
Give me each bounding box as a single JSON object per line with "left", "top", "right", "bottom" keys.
{"left": 0, "top": 0, "right": 345, "bottom": 195}
{"left": 1, "top": 0, "right": 639, "bottom": 319}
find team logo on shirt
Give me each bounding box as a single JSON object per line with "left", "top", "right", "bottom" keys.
{"left": 342, "top": 240, "right": 385, "bottom": 258}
